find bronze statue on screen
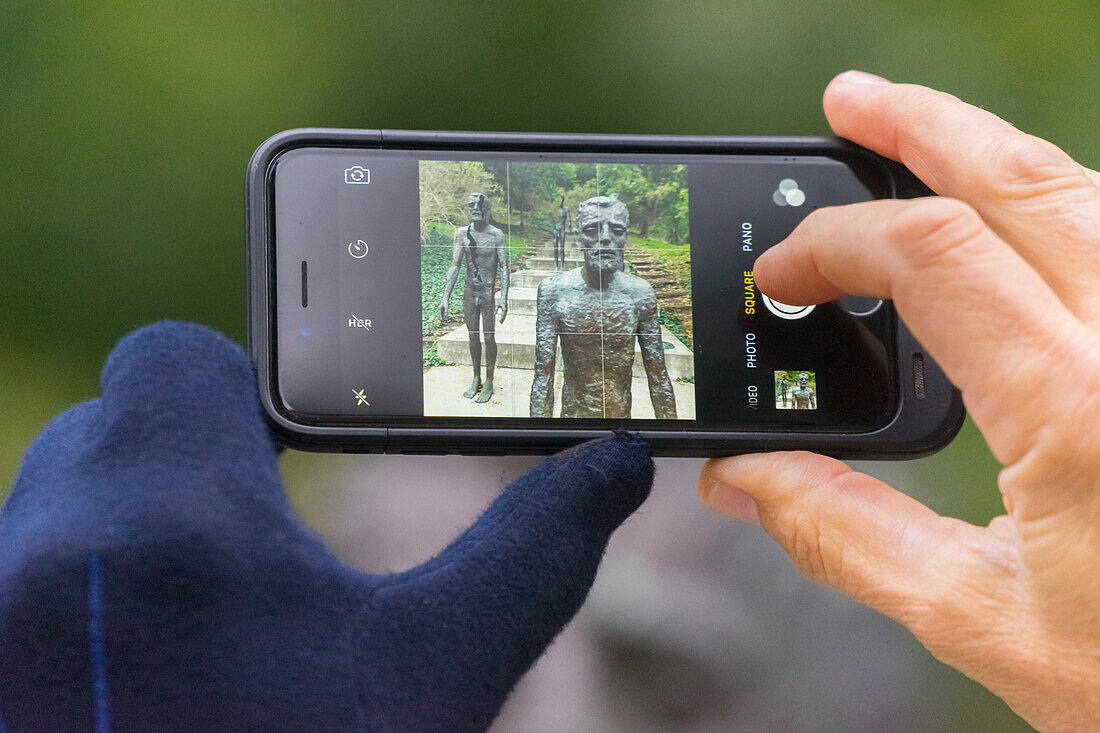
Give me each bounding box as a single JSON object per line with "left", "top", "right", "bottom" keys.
{"left": 439, "top": 193, "right": 509, "bottom": 403}
{"left": 552, "top": 195, "right": 570, "bottom": 270}
{"left": 791, "top": 373, "right": 816, "bottom": 409}
{"left": 530, "top": 195, "right": 676, "bottom": 419}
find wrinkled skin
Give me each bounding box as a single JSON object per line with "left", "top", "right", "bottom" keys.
{"left": 701, "top": 72, "right": 1100, "bottom": 732}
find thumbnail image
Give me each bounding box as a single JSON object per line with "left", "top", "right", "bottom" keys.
{"left": 775, "top": 371, "right": 817, "bottom": 410}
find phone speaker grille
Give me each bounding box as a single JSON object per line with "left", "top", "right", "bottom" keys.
{"left": 912, "top": 353, "right": 926, "bottom": 399}
{"left": 301, "top": 261, "right": 308, "bottom": 308}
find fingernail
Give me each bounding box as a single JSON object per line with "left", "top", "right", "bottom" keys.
{"left": 703, "top": 481, "right": 761, "bottom": 526}
{"left": 836, "top": 70, "right": 891, "bottom": 86}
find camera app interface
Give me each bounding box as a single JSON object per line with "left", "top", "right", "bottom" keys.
{"left": 273, "top": 147, "right": 894, "bottom": 430}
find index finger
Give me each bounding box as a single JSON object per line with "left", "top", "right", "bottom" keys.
{"left": 824, "top": 72, "right": 1100, "bottom": 324}
{"left": 754, "top": 196, "right": 1095, "bottom": 466}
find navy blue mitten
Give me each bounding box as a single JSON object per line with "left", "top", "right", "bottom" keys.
{"left": 0, "top": 322, "right": 653, "bottom": 732}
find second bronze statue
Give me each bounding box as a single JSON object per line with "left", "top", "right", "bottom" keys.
{"left": 439, "top": 192, "right": 510, "bottom": 403}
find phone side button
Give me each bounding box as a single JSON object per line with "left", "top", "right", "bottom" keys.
{"left": 459, "top": 450, "right": 507, "bottom": 456}
{"left": 399, "top": 449, "right": 449, "bottom": 455}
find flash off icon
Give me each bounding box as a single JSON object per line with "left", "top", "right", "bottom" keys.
{"left": 772, "top": 178, "right": 805, "bottom": 207}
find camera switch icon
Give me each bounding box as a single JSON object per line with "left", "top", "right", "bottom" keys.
{"left": 344, "top": 166, "right": 370, "bottom": 184}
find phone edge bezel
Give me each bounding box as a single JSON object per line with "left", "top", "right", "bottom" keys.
{"left": 245, "top": 128, "right": 965, "bottom": 458}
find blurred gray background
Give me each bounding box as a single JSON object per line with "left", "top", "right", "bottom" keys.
{"left": 5, "top": 2, "right": 1096, "bottom": 729}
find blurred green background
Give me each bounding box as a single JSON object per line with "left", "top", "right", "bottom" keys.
{"left": 2, "top": 2, "right": 1097, "bottom": 728}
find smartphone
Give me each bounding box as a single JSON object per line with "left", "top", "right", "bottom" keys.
{"left": 246, "top": 129, "right": 963, "bottom": 457}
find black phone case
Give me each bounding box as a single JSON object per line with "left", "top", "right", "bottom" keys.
{"left": 246, "top": 129, "right": 964, "bottom": 458}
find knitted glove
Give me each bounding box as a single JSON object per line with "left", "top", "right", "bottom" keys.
{"left": 0, "top": 322, "right": 653, "bottom": 732}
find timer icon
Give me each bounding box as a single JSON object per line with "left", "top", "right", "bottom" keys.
{"left": 348, "top": 239, "right": 368, "bottom": 258}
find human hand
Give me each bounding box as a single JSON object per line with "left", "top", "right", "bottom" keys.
{"left": 438, "top": 300, "right": 448, "bottom": 324}
{"left": 699, "top": 72, "right": 1100, "bottom": 731}
{"left": 0, "top": 322, "right": 653, "bottom": 732}
{"left": 497, "top": 300, "right": 508, "bottom": 323}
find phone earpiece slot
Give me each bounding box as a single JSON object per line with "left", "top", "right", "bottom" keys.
{"left": 301, "top": 261, "right": 308, "bottom": 308}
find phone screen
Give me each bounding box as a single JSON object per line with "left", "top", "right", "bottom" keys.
{"left": 271, "top": 147, "right": 896, "bottom": 432}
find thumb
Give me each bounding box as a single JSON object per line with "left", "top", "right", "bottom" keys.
{"left": 699, "top": 451, "right": 989, "bottom": 633}
{"left": 8, "top": 320, "right": 283, "bottom": 516}
{"left": 358, "top": 432, "right": 653, "bottom": 732}
{"left": 95, "top": 320, "right": 275, "bottom": 462}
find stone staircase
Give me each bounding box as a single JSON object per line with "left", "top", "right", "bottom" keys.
{"left": 437, "top": 236, "right": 694, "bottom": 380}
{"left": 509, "top": 242, "right": 585, "bottom": 288}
